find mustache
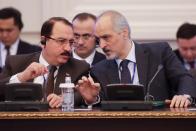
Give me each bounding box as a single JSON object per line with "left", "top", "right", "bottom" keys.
{"left": 60, "top": 51, "right": 71, "bottom": 57}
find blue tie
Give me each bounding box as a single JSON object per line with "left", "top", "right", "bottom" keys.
{"left": 120, "top": 60, "right": 132, "bottom": 83}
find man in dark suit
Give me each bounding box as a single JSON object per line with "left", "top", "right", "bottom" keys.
{"left": 0, "top": 17, "right": 100, "bottom": 108}
{"left": 91, "top": 10, "right": 196, "bottom": 108}
{"left": 0, "top": 7, "right": 41, "bottom": 72}
{"left": 72, "top": 13, "right": 105, "bottom": 67}
{"left": 174, "top": 23, "right": 196, "bottom": 77}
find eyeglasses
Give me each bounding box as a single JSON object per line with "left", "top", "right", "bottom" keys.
{"left": 74, "top": 33, "right": 94, "bottom": 41}
{"left": 46, "top": 36, "right": 74, "bottom": 46}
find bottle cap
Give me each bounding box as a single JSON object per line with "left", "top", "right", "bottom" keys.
{"left": 59, "top": 83, "right": 75, "bottom": 88}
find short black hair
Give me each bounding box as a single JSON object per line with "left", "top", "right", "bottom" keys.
{"left": 41, "top": 17, "right": 72, "bottom": 37}
{"left": 72, "top": 12, "right": 96, "bottom": 22}
{"left": 176, "top": 23, "right": 196, "bottom": 39}
{"left": 0, "top": 7, "right": 23, "bottom": 30}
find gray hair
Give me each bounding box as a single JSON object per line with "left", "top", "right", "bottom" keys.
{"left": 98, "top": 10, "right": 131, "bottom": 38}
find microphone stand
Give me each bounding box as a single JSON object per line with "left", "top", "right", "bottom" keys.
{"left": 145, "top": 65, "right": 163, "bottom": 101}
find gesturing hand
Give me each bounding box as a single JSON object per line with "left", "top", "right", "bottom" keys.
{"left": 76, "top": 76, "right": 100, "bottom": 105}
{"left": 17, "top": 62, "right": 48, "bottom": 82}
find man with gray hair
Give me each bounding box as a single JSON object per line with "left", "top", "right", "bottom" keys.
{"left": 90, "top": 10, "right": 196, "bottom": 108}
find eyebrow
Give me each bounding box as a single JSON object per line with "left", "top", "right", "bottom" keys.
{"left": 74, "top": 33, "right": 92, "bottom": 35}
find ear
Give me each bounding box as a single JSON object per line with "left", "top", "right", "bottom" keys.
{"left": 40, "top": 36, "right": 46, "bottom": 45}
{"left": 122, "top": 28, "right": 129, "bottom": 39}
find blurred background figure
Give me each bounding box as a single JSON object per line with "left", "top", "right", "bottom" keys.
{"left": 174, "top": 23, "right": 196, "bottom": 70}
{"left": 72, "top": 12, "right": 105, "bottom": 67}
{"left": 174, "top": 23, "right": 196, "bottom": 79}
{"left": 0, "top": 7, "right": 41, "bottom": 73}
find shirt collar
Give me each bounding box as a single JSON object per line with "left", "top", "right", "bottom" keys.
{"left": 116, "top": 41, "right": 136, "bottom": 67}
{"left": 39, "top": 52, "right": 59, "bottom": 70}
{"left": 72, "top": 49, "right": 96, "bottom": 66}
{"left": 0, "top": 38, "right": 20, "bottom": 54}
{"left": 39, "top": 52, "right": 49, "bottom": 67}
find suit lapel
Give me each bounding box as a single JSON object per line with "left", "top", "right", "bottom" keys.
{"left": 17, "top": 40, "right": 24, "bottom": 54}
{"left": 92, "top": 51, "right": 99, "bottom": 65}
{"left": 92, "top": 51, "right": 105, "bottom": 65}
{"left": 107, "top": 60, "right": 120, "bottom": 84}
{"left": 135, "top": 43, "right": 149, "bottom": 88}
{"left": 54, "top": 59, "right": 80, "bottom": 94}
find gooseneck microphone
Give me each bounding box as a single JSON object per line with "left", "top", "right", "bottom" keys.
{"left": 145, "top": 64, "right": 163, "bottom": 101}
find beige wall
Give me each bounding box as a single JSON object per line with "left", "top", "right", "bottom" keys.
{"left": 1, "top": 0, "right": 196, "bottom": 49}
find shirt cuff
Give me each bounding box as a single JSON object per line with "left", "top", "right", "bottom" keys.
{"left": 9, "top": 74, "right": 22, "bottom": 83}
{"left": 85, "top": 95, "right": 100, "bottom": 106}
{"left": 184, "top": 94, "right": 193, "bottom": 104}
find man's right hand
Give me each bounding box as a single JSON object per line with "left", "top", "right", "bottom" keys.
{"left": 17, "top": 62, "right": 48, "bottom": 82}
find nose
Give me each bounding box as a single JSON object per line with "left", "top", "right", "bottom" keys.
{"left": 99, "top": 39, "right": 107, "bottom": 49}
{"left": 63, "top": 43, "right": 71, "bottom": 52}
{"left": 187, "top": 49, "right": 193, "bottom": 58}
{"left": 77, "top": 37, "right": 84, "bottom": 45}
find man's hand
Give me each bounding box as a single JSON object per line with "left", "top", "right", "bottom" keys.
{"left": 76, "top": 76, "right": 100, "bottom": 105}
{"left": 165, "top": 95, "right": 191, "bottom": 108}
{"left": 17, "top": 62, "right": 48, "bottom": 82}
{"left": 47, "top": 93, "right": 63, "bottom": 108}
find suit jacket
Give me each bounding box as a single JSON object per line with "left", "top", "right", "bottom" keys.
{"left": 0, "top": 52, "right": 90, "bottom": 106}
{"left": 0, "top": 40, "right": 41, "bottom": 73}
{"left": 17, "top": 40, "right": 41, "bottom": 54}
{"left": 174, "top": 49, "right": 184, "bottom": 64}
{"left": 91, "top": 42, "right": 196, "bottom": 101}
{"left": 92, "top": 51, "right": 106, "bottom": 66}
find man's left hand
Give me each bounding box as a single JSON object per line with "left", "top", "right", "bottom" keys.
{"left": 169, "top": 95, "right": 191, "bottom": 108}
{"left": 76, "top": 76, "right": 100, "bottom": 105}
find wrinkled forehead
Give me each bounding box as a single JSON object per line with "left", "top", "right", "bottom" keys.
{"left": 95, "top": 16, "right": 114, "bottom": 36}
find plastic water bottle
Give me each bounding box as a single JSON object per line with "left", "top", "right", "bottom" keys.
{"left": 59, "top": 75, "right": 74, "bottom": 112}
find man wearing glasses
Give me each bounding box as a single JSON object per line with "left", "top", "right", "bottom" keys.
{"left": 72, "top": 13, "right": 105, "bottom": 67}
{"left": 0, "top": 17, "right": 100, "bottom": 108}
{"left": 0, "top": 7, "right": 41, "bottom": 73}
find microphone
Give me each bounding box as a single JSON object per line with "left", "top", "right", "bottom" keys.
{"left": 145, "top": 64, "right": 163, "bottom": 101}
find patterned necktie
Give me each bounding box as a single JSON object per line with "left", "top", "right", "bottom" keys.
{"left": 188, "top": 61, "right": 195, "bottom": 69}
{"left": 120, "top": 59, "right": 132, "bottom": 83}
{"left": 46, "top": 66, "right": 57, "bottom": 96}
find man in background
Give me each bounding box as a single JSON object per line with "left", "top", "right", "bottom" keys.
{"left": 174, "top": 23, "right": 196, "bottom": 70}
{"left": 72, "top": 13, "right": 105, "bottom": 67}
{"left": 0, "top": 7, "right": 41, "bottom": 72}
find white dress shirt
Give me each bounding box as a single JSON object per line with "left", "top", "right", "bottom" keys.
{"left": 115, "top": 42, "right": 140, "bottom": 85}
{"left": 183, "top": 59, "right": 196, "bottom": 70}
{"left": 9, "top": 53, "right": 58, "bottom": 84}
{"left": 72, "top": 49, "right": 96, "bottom": 67}
{"left": 0, "top": 39, "right": 19, "bottom": 68}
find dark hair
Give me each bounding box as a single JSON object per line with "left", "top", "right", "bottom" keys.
{"left": 72, "top": 12, "right": 96, "bottom": 22}
{"left": 0, "top": 7, "right": 23, "bottom": 30}
{"left": 41, "top": 17, "right": 72, "bottom": 37}
{"left": 176, "top": 23, "right": 196, "bottom": 39}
